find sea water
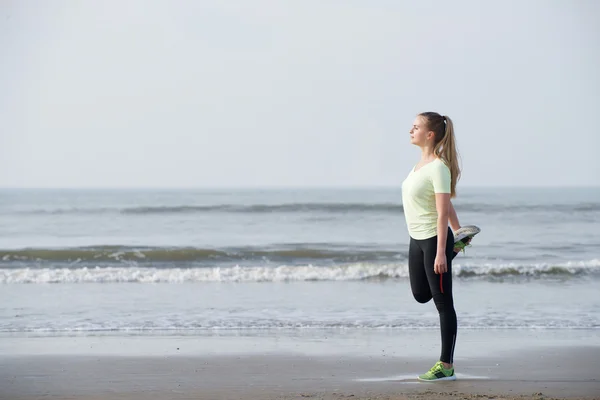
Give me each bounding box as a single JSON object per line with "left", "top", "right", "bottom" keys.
{"left": 1, "top": 187, "right": 598, "bottom": 334}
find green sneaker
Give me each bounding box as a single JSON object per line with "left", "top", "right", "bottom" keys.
{"left": 453, "top": 225, "right": 481, "bottom": 256}
{"left": 417, "top": 361, "right": 456, "bottom": 381}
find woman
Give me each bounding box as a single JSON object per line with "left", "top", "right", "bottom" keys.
{"left": 401, "top": 111, "right": 469, "bottom": 382}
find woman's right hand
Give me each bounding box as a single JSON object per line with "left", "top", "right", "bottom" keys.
{"left": 434, "top": 253, "right": 448, "bottom": 274}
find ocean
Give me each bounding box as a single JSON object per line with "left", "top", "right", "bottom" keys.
{"left": 1, "top": 187, "right": 599, "bottom": 334}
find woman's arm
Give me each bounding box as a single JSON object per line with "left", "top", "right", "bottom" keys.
{"left": 448, "top": 201, "right": 461, "bottom": 232}
{"left": 434, "top": 193, "right": 451, "bottom": 274}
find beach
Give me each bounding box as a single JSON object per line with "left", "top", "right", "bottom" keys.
{"left": 3, "top": 0, "right": 600, "bottom": 397}
{"left": 1, "top": 188, "right": 599, "bottom": 399}
{"left": 1, "top": 330, "right": 599, "bottom": 400}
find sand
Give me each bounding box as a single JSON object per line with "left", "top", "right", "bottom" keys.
{"left": 0, "top": 332, "right": 598, "bottom": 400}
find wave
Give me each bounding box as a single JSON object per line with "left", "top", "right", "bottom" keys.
{"left": 15, "top": 202, "right": 600, "bottom": 215}
{"left": 0, "top": 264, "right": 405, "bottom": 283}
{"left": 1, "top": 260, "right": 598, "bottom": 283}
{"left": 0, "top": 246, "right": 402, "bottom": 264}
{"left": 19, "top": 203, "right": 402, "bottom": 215}
{"left": 3, "top": 321, "right": 598, "bottom": 333}
{"left": 455, "top": 260, "right": 600, "bottom": 277}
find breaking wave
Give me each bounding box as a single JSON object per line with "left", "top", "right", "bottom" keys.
{"left": 0, "top": 246, "right": 402, "bottom": 264}
{"left": 1, "top": 260, "right": 598, "bottom": 283}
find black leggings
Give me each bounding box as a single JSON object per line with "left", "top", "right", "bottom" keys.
{"left": 409, "top": 227, "right": 457, "bottom": 364}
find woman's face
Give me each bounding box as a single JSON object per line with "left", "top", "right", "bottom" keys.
{"left": 409, "top": 116, "right": 432, "bottom": 147}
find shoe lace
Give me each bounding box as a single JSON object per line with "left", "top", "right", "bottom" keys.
{"left": 428, "top": 362, "right": 445, "bottom": 374}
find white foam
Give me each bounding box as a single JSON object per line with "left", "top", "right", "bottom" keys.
{"left": 355, "top": 373, "right": 491, "bottom": 382}
{"left": 455, "top": 259, "right": 600, "bottom": 277}
{"left": 1, "top": 259, "right": 599, "bottom": 284}
{"left": 0, "top": 263, "right": 410, "bottom": 284}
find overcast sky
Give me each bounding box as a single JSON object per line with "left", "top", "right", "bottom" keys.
{"left": 1, "top": 0, "right": 598, "bottom": 188}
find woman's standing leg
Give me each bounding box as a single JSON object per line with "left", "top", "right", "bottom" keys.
{"left": 421, "top": 227, "right": 457, "bottom": 364}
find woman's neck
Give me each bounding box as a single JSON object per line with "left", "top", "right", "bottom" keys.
{"left": 420, "top": 146, "right": 436, "bottom": 162}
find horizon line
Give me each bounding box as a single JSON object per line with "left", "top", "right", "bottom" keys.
{"left": 0, "top": 184, "right": 598, "bottom": 190}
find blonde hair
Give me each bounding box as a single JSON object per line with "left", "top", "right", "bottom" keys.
{"left": 419, "top": 112, "right": 461, "bottom": 198}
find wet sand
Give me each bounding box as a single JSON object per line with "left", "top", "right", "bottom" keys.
{"left": 1, "top": 332, "right": 598, "bottom": 400}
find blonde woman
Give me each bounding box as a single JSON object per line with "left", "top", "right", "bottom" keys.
{"left": 401, "top": 112, "right": 478, "bottom": 381}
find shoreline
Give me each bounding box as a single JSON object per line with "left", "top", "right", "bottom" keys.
{"left": 2, "top": 350, "right": 599, "bottom": 399}
{"left": 1, "top": 329, "right": 598, "bottom": 399}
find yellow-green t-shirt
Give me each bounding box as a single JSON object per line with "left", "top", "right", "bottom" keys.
{"left": 401, "top": 158, "right": 451, "bottom": 240}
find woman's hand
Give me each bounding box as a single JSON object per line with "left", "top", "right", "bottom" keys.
{"left": 434, "top": 253, "right": 447, "bottom": 274}
{"left": 453, "top": 237, "right": 472, "bottom": 253}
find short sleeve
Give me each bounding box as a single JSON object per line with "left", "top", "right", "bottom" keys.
{"left": 431, "top": 161, "right": 451, "bottom": 194}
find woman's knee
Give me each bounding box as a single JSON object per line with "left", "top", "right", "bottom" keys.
{"left": 413, "top": 292, "right": 432, "bottom": 304}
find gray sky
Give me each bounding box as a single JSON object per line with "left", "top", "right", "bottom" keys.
{"left": 1, "top": 0, "right": 599, "bottom": 188}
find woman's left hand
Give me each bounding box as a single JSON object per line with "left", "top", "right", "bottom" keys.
{"left": 434, "top": 253, "right": 447, "bottom": 274}
{"left": 453, "top": 237, "right": 472, "bottom": 253}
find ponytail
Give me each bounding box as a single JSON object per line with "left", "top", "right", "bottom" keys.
{"left": 434, "top": 116, "right": 461, "bottom": 198}
{"left": 419, "top": 112, "right": 461, "bottom": 198}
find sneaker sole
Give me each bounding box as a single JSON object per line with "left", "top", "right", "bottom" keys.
{"left": 417, "top": 375, "right": 457, "bottom": 382}
{"left": 454, "top": 225, "right": 481, "bottom": 243}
